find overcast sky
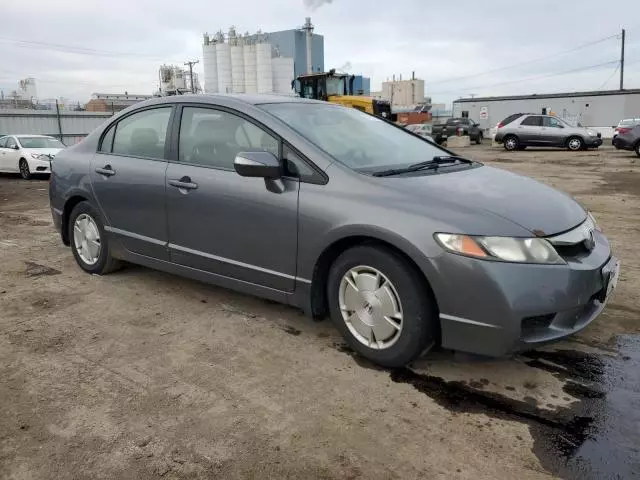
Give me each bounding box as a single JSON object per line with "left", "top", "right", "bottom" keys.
{"left": 1, "top": 0, "right": 639, "bottom": 106}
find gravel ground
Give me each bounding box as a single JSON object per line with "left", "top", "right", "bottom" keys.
{"left": 0, "top": 145, "right": 638, "bottom": 479}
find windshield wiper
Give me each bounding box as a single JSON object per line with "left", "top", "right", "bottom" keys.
{"left": 371, "top": 155, "right": 472, "bottom": 177}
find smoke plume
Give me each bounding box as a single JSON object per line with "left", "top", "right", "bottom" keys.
{"left": 303, "top": 0, "right": 334, "bottom": 10}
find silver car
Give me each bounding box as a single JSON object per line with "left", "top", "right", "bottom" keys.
{"left": 494, "top": 113, "right": 603, "bottom": 151}
{"left": 49, "top": 95, "right": 619, "bottom": 367}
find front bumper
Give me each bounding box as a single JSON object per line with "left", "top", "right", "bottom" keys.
{"left": 28, "top": 158, "right": 52, "bottom": 173}
{"left": 430, "top": 230, "right": 618, "bottom": 356}
{"left": 585, "top": 136, "right": 602, "bottom": 148}
{"left": 612, "top": 135, "right": 634, "bottom": 151}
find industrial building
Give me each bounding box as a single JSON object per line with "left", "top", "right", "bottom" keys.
{"left": 453, "top": 89, "right": 640, "bottom": 129}
{"left": 372, "top": 75, "right": 426, "bottom": 108}
{"left": 85, "top": 93, "right": 153, "bottom": 112}
{"left": 202, "top": 18, "right": 323, "bottom": 95}
{"left": 158, "top": 65, "right": 201, "bottom": 95}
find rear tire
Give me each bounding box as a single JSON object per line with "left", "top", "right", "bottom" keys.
{"left": 635, "top": 143, "right": 640, "bottom": 157}
{"left": 327, "top": 245, "right": 437, "bottom": 367}
{"left": 475, "top": 133, "right": 484, "bottom": 145}
{"left": 19, "top": 159, "right": 32, "bottom": 180}
{"left": 503, "top": 135, "right": 519, "bottom": 151}
{"left": 567, "top": 136, "right": 584, "bottom": 151}
{"left": 68, "top": 201, "right": 121, "bottom": 275}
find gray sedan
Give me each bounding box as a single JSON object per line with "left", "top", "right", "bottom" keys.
{"left": 49, "top": 95, "right": 619, "bottom": 367}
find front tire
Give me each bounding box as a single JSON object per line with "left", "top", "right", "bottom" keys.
{"left": 327, "top": 245, "right": 437, "bottom": 367}
{"left": 635, "top": 143, "right": 640, "bottom": 157}
{"left": 68, "top": 201, "right": 121, "bottom": 275}
{"left": 503, "top": 135, "right": 519, "bottom": 151}
{"left": 19, "top": 159, "right": 32, "bottom": 180}
{"left": 475, "top": 133, "right": 484, "bottom": 145}
{"left": 567, "top": 136, "right": 584, "bottom": 151}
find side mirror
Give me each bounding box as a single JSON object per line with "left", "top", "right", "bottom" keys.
{"left": 11, "top": 144, "right": 19, "bottom": 150}
{"left": 234, "top": 151, "right": 281, "bottom": 179}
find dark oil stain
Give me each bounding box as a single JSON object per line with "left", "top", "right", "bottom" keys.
{"left": 317, "top": 332, "right": 331, "bottom": 338}
{"left": 281, "top": 325, "right": 301, "bottom": 336}
{"left": 505, "top": 386, "right": 516, "bottom": 391}
{"left": 333, "top": 337, "right": 640, "bottom": 480}
{"left": 24, "top": 261, "right": 61, "bottom": 277}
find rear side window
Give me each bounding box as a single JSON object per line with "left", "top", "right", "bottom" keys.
{"left": 112, "top": 107, "right": 172, "bottom": 159}
{"left": 521, "top": 116, "right": 543, "bottom": 127}
{"left": 500, "top": 113, "right": 522, "bottom": 126}
{"left": 6, "top": 137, "right": 17, "bottom": 149}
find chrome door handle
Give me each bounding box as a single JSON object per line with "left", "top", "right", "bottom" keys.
{"left": 95, "top": 165, "right": 116, "bottom": 176}
{"left": 168, "top": 177, "right": 198, "bottom": 190}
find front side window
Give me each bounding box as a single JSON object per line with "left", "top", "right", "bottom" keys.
{"left": 544, "top": 117, "right": 563, "bottom": 128}
{"left": 112, "top": 107, "right": 171, "bottom": 159}
{"left": 521, "top": 116, "right": 543, "bottom": 127}
{"left": 179, "top": 107, "right": 278, "bottom": 169}
{"left": 17, "top": 137, "right": 65, "bottom": 148}
{"left": 261, "top": 103, "right": 447, "bottom": 173}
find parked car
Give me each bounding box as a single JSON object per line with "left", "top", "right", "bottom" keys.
{"left": 494, "top": 113, "right": 602, "bottom": 151}
{"left": 0, "top": 134, "right": 65, "bottom": 179}
{"left": 405, "top": 123, "right": 433, "bottom": 142}
{"left": 612, "top": 118, "right": 640, "bottom": 147}
{"left": 49, "top": 95, "right": 620, "bottom": 367}
{"left": 611, "top": 123, "right": 640, "bottom": 155}
{"left": 431, "top": 118, "right": 484, "bottom": 145}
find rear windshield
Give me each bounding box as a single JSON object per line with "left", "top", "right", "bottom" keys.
{"left": 500, "top": 113, "right": 522, "bottom": 126}
{"left": 619, "top": 119, "right": 640, "bottom": 127}
{"left": 18, "top": 137, "right": 65, "bottom": 148}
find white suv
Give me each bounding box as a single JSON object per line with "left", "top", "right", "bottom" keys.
{"left": 0, "top": 135, "right": 65, "bottom": 179}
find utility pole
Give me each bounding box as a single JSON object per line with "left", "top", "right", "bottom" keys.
{"left": 184, "top": 60, "right": 199, "bottom": 94}
{"left": 620, "top": 28, "right": 626, "bottom": 90}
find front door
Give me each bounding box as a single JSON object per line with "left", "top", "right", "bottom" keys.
{"left": 1, "top": 137, "right": 21, "bottom": 172}
{"left": 542, "top": 116, "right": 567, "bottom": 147}
{"left": 166, "top": 106, "right": 299, "bottom": 292}
{"left": 90, "top": 106, "right": 173, "bottom": 260}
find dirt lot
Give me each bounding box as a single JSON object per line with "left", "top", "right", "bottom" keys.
{"left": 1, "top": 145, "right": 639, "bottom": 479}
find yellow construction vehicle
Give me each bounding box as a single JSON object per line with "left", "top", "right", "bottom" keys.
{"left": 294, "top": 69, "right": 393, "bottom": 120}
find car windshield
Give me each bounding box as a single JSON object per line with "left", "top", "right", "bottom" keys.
{"left": 261, "top": 103, "right": 446, "bottom": 173}
{"left": 18, "top": 137, "right": 65, "bottom": 148}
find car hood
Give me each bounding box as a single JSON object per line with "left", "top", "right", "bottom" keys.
{"left": 23, "top": 148, "right": 63, "bottom": 157}
{"left": 383, "top": 165, "right": 586, "bottom": 236}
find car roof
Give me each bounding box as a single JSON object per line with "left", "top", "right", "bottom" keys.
{"left": 137, "top": 93, "right": 326, "bottom": 107}
{"left": 13, "top": 134, "right": 57, "bottom": 138}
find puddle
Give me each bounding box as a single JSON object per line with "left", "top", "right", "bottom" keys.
{"left": 332, "top": 336, "right": 640, "bottom": 479}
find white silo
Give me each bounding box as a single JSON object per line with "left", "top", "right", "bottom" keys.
{"left": 243, "top": 41, "right": 258, "bottom": 94}
{"left": 202, "top": 34, "right": 218, "bottom": 93}
{"left": 272, "top": 56, "right": 294, "bottom": 95}
{"left": 216, "top": 33, "right": 232, "bottom": 94}
{"left": 256, "top": 41, "right": 273, "bottom": 94}
{"left": 229, "top": 28, "right": 245, "bottom": 93}
{"left": 159, "top": 65, "right": 173, "bottom": 93}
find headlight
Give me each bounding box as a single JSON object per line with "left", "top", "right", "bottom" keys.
{"left": 435, "top": 233, "right": 565, "bottom": 264}
{"left": 30, "top": 153, "right": 44, "bottom": 159}
{"left": 587, "top": 130, "right": 597, "bottom": 136}
{"left": 587, "top": 211, "right": 600, "bottom": 231}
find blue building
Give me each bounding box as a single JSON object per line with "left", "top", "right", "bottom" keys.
{"left": 266, "top": 29, "right": 324, "bottom": 79}
{"left": 352, "top": 76, "right": 371, "bottom": 96}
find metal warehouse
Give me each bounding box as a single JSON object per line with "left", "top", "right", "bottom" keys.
{"left": 453, "top": 89, "right": 640, "bottom": 129}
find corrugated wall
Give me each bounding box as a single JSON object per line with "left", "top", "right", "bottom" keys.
{"left": 0, "top": 110, "right": 112, "bottom": 144}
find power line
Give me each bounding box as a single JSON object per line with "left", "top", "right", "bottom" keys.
{"left": 429, "top": 60, "right": 620, "bottom": 96}
{"left": 427, "top": 33, "right": 620, "bottom": 86}
{"left": 0, "top": 36, "right": 184, "bottom": 63}
{"left": 598, "top": 63, "right": 621, "bottom": 90}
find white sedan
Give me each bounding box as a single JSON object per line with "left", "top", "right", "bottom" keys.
{"left": 0, "top": 134, "right": 65, "bottom": 179}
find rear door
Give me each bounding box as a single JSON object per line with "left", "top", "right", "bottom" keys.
{"left": 165, "top": 105, "right": 299, "bottom": 292}
{"left": 0, "top": 137, "right": 10, "bottom": 171}
{"left": 518, "top": 115, "right": 545, "bottom": 145}
{"left": 90, "top": 106, "right": 173, "bottom": 260}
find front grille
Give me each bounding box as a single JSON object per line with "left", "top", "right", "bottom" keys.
{"left": 554, "top": 242, "right": 590, "bottom": 258}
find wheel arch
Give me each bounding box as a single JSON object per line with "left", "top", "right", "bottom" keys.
{"left": 61, "top": 194, "right": 89, "bottom": 245}
{"left": 308, "top": 229, "right": 440, "bottom": 322}
{"left": 565, "top": 135, "right": 585, "bottom": 148}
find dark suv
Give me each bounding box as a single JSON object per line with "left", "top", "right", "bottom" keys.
{"left": 612, "top": 124, "right": 640, "bottom": 156}
{"left": 494, "top": 113, "right": 602, "bottom": 151}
